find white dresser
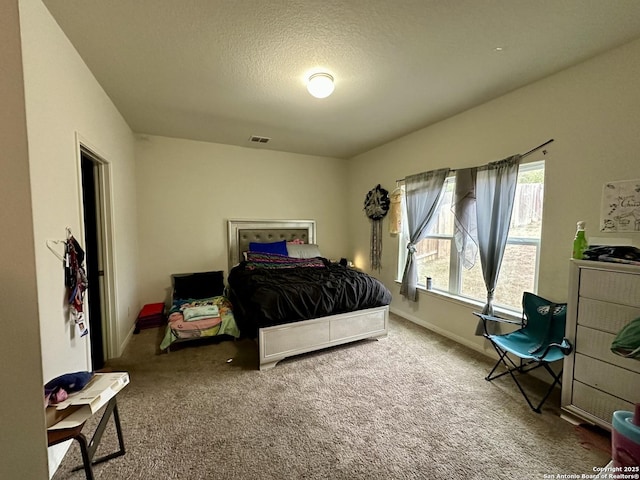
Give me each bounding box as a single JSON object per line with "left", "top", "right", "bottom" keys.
{"left": 561, "top": 259, "right": 640, "bottom": 429}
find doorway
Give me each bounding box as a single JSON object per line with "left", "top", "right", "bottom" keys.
{"left": 79, "top": 146, "right": 112, "bottom": 370}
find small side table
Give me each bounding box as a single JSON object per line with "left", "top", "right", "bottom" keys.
{"left": 47, "top": 397, "right": 125, "bottom": 480}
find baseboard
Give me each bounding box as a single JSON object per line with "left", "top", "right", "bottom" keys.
{"left": 389, "top": 306, "right": 491, "bottom": 358}
{"left": 117, "top": 321, "right": 137, "bottom": 358}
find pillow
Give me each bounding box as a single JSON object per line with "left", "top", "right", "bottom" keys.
{"left": 173, "top": 271, "right": 225, "bottom": 299}
{"left": 286, "top": 243, "right": 322, "bottom": 259}
{"left": 245, "top": 252, "right": 326, "bottom": 270}
{"left": 249, "top": 240, "right": 288, "bottom": 256}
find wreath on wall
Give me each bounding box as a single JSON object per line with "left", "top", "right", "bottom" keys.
{"left": 364, "top": 184, "right": 391, "bottom": 220}
{"left": 363, "top": 184, "right": 390, "bottom": 271}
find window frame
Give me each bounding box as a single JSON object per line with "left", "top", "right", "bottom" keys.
{"left": 397, "top": 160, "right": 545, "bottom": 314}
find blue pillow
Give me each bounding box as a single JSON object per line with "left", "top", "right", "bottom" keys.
{"left": 249, "top": 240, "right": 288, "bottom": 256}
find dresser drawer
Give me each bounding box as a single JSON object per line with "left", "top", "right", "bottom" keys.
{"left": 575, "top": 326, "right": 640, "bottom": 374}
{"left": 579, "top": 268, "right": 640, "bottom": 307}
{"left": 572, "top": 381, "right": 636, "bottom": 425}
{"left": 573, "top": 353, "right": 640, "bottom": 402}
{"left": 577, "top": 297, "right": 640, "bottom": 334}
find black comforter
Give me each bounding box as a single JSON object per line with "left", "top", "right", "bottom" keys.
{"left": 227, "top": 260, "right": 392, "bottom": 337}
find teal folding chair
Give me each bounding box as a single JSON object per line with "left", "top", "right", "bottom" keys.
{"left": 474, "top": 292, "right": 572, "bottom": 413}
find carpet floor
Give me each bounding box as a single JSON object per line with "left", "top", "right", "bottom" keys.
{"left": 52, "top": 313, "right": 611, "bottom": 479}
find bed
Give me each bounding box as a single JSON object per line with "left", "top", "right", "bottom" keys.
{"left": 226, "top": 219, "right": 391, "bottom": 370}
{"left": 160, "top": 270, "right": 241, "bottom": 351}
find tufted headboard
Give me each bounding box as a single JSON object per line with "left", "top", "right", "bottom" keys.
{"left": 227, "top": 219, "right": 316, "bottom": 272}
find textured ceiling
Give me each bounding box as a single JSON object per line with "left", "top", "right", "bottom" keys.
{"left": 42, "top": 0, "right": 640, "bottom": 159}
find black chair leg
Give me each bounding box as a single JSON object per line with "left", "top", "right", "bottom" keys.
{"left": 71, "top": 398, "right": 126, "bottom": 476}
{"left": 506, "top": 366, "right": 542, "bottom": 413}
{"left": 486, "top": 345, "right": 522, "bottom": 382}
{"left": 533, "top": 365, "right": 563, "bottom": 412}
{"left": 485, "top": 350, "right": 508, "bottom": 381}
{"left": 75, "top": 433, "right": 95, "bottom": 480}
{"left": 485, "top": 346, "right": 562, "bottom": 413}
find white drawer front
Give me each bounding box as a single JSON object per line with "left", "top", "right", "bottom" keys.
{"left": 579, "top": 268, "right": 640, "bottom": 307}
{"left": 572, "top": 381, "right": 636, "bottom": 425}
{"left": 573, "top": 353, "right": 640, "bottom": 403}
{"left": 577, "top": 297, "right": 640, "bottom": 334}
{"left": 575, "top": 326, "right": 640, "bottom": 374}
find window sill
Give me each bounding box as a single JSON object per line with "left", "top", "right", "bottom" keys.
{"left": 393, "top": 280, "right": 522, "bottom": 321}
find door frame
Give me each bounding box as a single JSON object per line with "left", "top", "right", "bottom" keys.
{"left": 74, "top": 132, "right": 117, "bottom": 367}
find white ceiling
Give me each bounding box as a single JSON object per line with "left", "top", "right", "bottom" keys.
{"left": 42, "top": 0, "right": 640, "bottom": 159}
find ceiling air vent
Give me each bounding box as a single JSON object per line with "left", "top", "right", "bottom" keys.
{"left": 249, "top": 135, "right": 271, "bottom": 144}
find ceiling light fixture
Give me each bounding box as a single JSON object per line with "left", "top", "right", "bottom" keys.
{"left": 307, "top": 73, "right": 335, "bottom": 98}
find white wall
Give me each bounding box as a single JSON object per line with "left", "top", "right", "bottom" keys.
{"left": 347, "top": 38, "right": 640, "bottom": 356}
{"left": 19, "top": 1, "right": 140, "bottom": 474}
{"left": 20, "top": 0, "right": 140, "bottom": 377}
{"left": 0, "top": 1, "right": 49, "bottom": 478}
{"left": 135, "top": 135, "right": 349, "bottom": 304}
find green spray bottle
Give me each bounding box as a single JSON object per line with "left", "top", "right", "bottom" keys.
{"left": 572, "top": 221, "right": 588, "bottom": 260}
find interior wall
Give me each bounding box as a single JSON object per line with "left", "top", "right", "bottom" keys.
{"left": 135, "top": 135, "right": 349, "bottom": 304}
{"left": 347, "top": 37, "right": 640, "bottom": 356}
{"left": 19, "top": 0, "right": 139, "bottom": 376}
{"left": 0, "top": 1, "right": 49, "bottom": 478}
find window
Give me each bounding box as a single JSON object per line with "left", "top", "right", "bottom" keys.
{"left": 398, "top": 161, "right": 544, "bottom": 312}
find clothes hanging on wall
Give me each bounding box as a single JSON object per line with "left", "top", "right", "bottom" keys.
{"left": 389, "top": 188, "right": 403, "bottom": 235}
{"left": 65, "top": 233, "right": 89, "bottom": 337}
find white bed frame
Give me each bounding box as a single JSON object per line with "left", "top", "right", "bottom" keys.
{"left": 227, "top": 219, "right": 389, "bottom": 370}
